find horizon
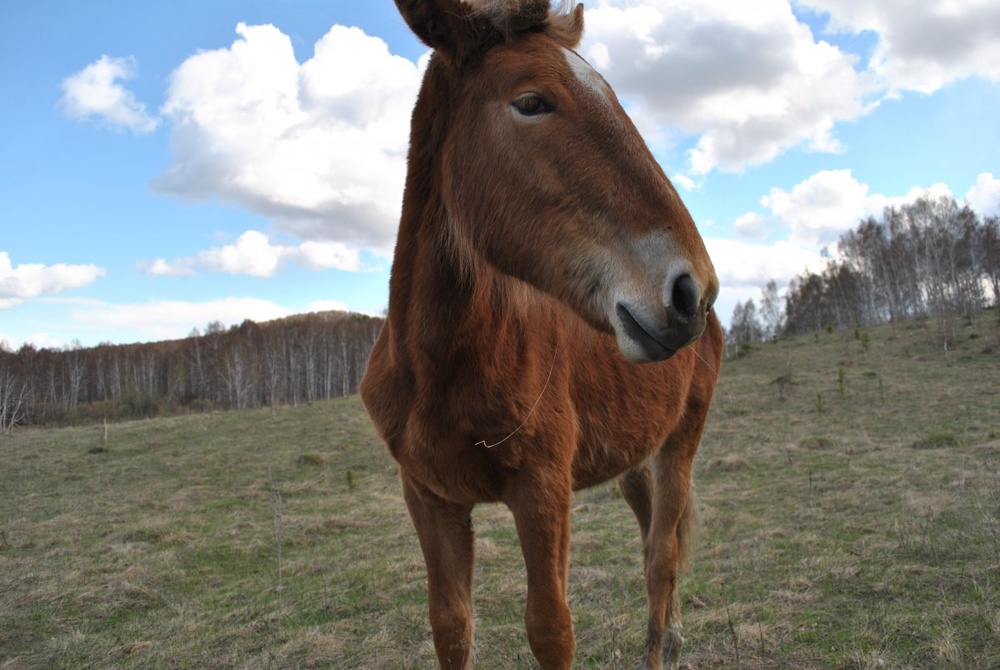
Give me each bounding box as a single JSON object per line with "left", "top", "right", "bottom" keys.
{"left": 3, "top": 0, "right": 999, "bottom": 350}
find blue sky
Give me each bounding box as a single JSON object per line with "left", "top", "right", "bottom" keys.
{"left": 2, "top": 0, "right": 999, "bottom": 349}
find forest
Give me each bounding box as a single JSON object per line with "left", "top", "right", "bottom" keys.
{"left": 728, "top": 196, "right": 1000, "bottom": 351}
{"left": 0, "top": 311, "right": 382, "bottom": 432}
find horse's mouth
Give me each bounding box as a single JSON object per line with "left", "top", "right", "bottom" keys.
{"left": 615, "top": 303, "right": 677, "bottom": 362}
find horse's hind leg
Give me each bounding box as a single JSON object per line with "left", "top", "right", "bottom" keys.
{"left": 619, "top": 439, "right": 698, "bottom": 670}
{"left": 619, "top": 466, "right": 653, "bottom": 545}
{"left": 402, "top": 475, "right": 476, "bottom": 670}
{"left": 651, "top": 408, "right": 708, "bottom": 670}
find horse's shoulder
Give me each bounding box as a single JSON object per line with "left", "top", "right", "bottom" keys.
{"left": 359, "top": 327, "right": 414, "bottom": 444}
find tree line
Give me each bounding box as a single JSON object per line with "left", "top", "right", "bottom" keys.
{"left": 728, "top": 196, "right": 1000, "bottom": 353}
{"left": 0, "top": 311, "right": 383, "bottom": 433}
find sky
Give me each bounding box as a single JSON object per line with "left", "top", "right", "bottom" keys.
{"left": 2, "top": 0, "right": 999, "bottom": 350}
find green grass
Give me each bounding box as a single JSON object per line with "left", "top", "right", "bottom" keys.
{"left": 2, "top": 308, "right": 999, "bottom": 669}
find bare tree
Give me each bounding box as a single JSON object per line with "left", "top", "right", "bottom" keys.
{"left": 0, "top": 357, "right": 30, "bottom": 434}
{"left": 758, "top": 280, "right": 785, "bottom": 340}
{"left": 979, "top": 217, "right": 1000, "bottom": 306}
{"left": 727, "top": 299, "right": 764, "bottom": 357}
{"left": 784, "top": 196, "right": 997, "bottom": 335}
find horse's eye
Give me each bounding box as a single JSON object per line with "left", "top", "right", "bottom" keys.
{"left": 512, "top": 93, "right": 552, "bottom": 117}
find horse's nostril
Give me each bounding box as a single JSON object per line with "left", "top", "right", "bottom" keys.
{"left": 671, "top": 274, "right": 700, "bottom": 320}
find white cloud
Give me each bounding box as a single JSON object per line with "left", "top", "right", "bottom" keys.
{"left": 0, "top": 331, "right": 65, "bottom": 351}
{"left": 758, "top": 169, "right": 956, "bottom": 248}
{"left": 710, "top": 170, "right": 983, "bottom": 323}
{"left": 143, "top": 258, "right": 196, "bottom": 277}
{"left": 0, "top": 252, "right": 106, "bottom": 308}
{"left": 798, "top": 0, "right": 1000, "bottom": 94}
{"left": 581, "top": 0, "right": 872, "bottom": 174}
{"left": 295, "top": 240, "right": 364, "bottom": 272}
{"left": 141, "top": 230, "right": 366, "bottom": 278}
{"left": 761, "top": 169, "right": 885, "bottom": 247}
{"left": 155, "top": 23, "right": 423, "bottom": 256}
{"left": 69, "top": 297, "right": 295, "bottom": 341}
{"left": 707, "top": 237, "right": 824, "bottom": 289}
{"left": 966, "top": 172, "right": 1000, "bottom": 218}
{"left": 60, "top": 55, "right": 160, "bottom": 133}
{"left": 733, "top": 212, "right": 767, "bottom": 240}
{"left": 706, "top": 237, "right": 825, "bottom": 326}
{"left": 198, "top": 230, "right": 285, "bottom": 278}
{"left": 578, "top": 1, "right": 999, "bottom": 175}
{"left": 672, "top": 172, "right": 698, "bottom": 191}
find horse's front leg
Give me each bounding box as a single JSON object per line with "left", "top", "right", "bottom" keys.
{"left": 505, "top": 470, "right": 575, "bottom": 670}
{"left": 401, "top": 474, "right": 476, "bottom": 670}
{"left": 639, "top": 439, "right": 699, "bottom": 670}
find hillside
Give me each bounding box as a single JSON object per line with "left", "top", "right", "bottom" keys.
{"left": 692, "top": 306, "right": 999, "bottom": 668}
{"left": 1, "top": 308, "right": 997, "bottom": 669}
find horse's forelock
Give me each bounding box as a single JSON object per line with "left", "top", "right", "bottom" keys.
{"left": 463, "top": 0, "right": 583, "bottom": 48}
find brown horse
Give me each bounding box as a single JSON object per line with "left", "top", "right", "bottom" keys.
{"left": 360, "top": 1, "right": 723, "bottom": 668}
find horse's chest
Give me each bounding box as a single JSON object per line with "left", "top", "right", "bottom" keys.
{"left": 366, "top": 357, "right": 686, "bottom": 503}
{"left": 389, "top": 419, "right": 514, "bottom": 505}
{"left": 376, "top": 386, "right": 538, "bottom": 504}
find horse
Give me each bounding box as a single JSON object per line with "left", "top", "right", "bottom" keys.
{"left": 360, "top": 1, "right": 723, "bottom": 668}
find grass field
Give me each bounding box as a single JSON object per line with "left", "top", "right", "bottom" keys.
{"left": 2, "top": 309, "right": 999, "bottom": 669}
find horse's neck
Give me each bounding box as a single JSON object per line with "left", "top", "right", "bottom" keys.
{"left": 387, "top": 212, "right": 556, "bottom": 372}
{"left": 386, "top": 63, "right": 561, "bottom": 372}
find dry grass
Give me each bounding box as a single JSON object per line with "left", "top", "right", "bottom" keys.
{"left": 1, "top": 308, "right": 998, "bottom": 668}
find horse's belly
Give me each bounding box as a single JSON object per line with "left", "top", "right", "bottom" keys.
{"left": 571, "top": 425, "right": 670, "bottom": 490}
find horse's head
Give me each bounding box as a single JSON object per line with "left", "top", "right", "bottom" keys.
{"left": 397, "top": 0, "right": 719, "bottom": 363}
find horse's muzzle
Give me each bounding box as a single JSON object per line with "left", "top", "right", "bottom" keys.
{"left": 614, "top": 301, "right": 706, "bottom": 363}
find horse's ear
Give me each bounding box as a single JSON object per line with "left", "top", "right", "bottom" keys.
{"left": 395, "top": 0, "right": 459, "bottom": 52}
{"left": 394, "top": 0, "right": 492, "bottom": 66}
{"left": 549, "top": 2, "right": 585, "bottom": 49}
